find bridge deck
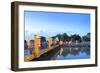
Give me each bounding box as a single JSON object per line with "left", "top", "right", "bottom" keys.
{"left": 24, "top": 45, "right": 59, "bottom": 61}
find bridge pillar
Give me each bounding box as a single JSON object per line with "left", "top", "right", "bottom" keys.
{"left": 48, "top": 38, "right": 52, "bottom": 49}
{"left": 34, "top": 35, "right": 41, "bottom": 58}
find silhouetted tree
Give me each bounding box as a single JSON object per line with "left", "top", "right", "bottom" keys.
{"left": 82, "top": 33, "right": 90, "bottom": 42}
{"left": 41, "top": 36, "right": 46, "bottom": 42}
{"left": 63, "top": 33, "right": 69, "bottom": 41}
{"left": 56, "top": 34, "right": 61, "bottom": 41}
{"left": 70, "top": 34, "right": 82, "bottom": 42}
{"left": 51, "top": 36, "right": 56, "bottom": 39}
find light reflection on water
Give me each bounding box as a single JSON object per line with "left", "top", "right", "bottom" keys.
{"left": 24, "top": 45, "right": 90, "bottom": 60}
{"left": 56, "top": 46, "right": 90, "bottom": 60}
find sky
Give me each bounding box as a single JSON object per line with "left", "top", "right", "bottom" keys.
{"left": 24, "top": 11, "right": 90, "bottom": 40}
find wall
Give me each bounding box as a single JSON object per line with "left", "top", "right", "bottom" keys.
{"left": 0, "top": 0, "right": 100, "bottom": 73}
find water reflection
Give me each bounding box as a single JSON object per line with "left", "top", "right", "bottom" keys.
{"left": 57, "top": 46, "right": 90, "bottom": 60}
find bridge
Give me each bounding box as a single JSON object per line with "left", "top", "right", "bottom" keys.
{"left": 24, "top": 45, "right": 60, "bottom": 61}
{"left": 24, "top": 34, "right": 90, "bottom": 62}
{"left": 24, "top": 34, "right": 64, "bottom": 62}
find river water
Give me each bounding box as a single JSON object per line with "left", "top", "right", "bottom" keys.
{"left": 24, "top": 44, "right": 90, "bottom": 61}
{"left": 56, "top": 46, "right": 90, "bottom": 60}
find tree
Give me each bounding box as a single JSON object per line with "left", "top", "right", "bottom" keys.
{"left": 56, "top": 34, "right": 64, "bottom": 41}
{"left": 63, "top": 33, "right": 69, "bottom": 41}
{"left": 70, "top": 34, "right": 82, "bottom": 42}
{"left": 82, "top": 33, "right": 90, "bottom": 42}
{"left": 51, "top": 36, "right": 56, "bottom": 39}
{"left": 56, "top": 34, "right": 61, "bottom": 41}
{"left": 41, "top": 36, "right": 46, "bottom": 42}
{"left": 60, "top": 35, "right": 64, "bottom": 41}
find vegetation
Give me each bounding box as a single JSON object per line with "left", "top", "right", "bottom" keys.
{"left": 82, "top": 33, "right": 90, "bottom": 42}
{"left": 55, "top": 32, "right": 90, "bottom": 42}
{"left": 40, "top": 36, "right": 46, "bottom": 42}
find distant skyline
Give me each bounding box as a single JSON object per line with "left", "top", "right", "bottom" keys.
{"left": 24, "top": 11, "right": 90, "bottom": 40}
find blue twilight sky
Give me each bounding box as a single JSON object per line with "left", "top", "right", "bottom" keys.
{"left": 24, "top": 11, "right": 90, "bottom": 40}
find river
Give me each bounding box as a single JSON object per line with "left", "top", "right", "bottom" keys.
{"left": 56, "top": 46, "right": 90, "bottom": 60}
